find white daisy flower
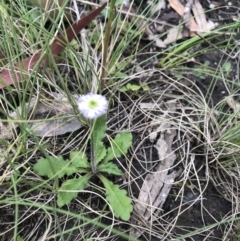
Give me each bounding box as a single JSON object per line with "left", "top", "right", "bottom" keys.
{"left": 123, "top": 0, "right": 130, "bottom": 7}
{"left": 77, "top": 93, "right": 108, "bottom": 119}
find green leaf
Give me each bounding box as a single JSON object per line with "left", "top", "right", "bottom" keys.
{"left": 115, "top": 72, "right": 127, "bottom": 78}
{"left": 119, "top": 86, "right": 128, "bottom": 92}
{"left": 101, "top": 0, "right": 123, "bottom": 18}
{"left": 99, "top": 175, "right": 132, "bottom": 221}
{"left": 16, "top": 235, "right": 24, "bottom": 241}
{"left": 127, "top": 83, "right": 140, "bottom": 91}
{"left": 116, "top": 0, "right": 126, "bottom": 5}
{"left": 173, "top": 71, "right": 183, "bottom": 78}
{"left": 92, "top": 115, "right": 107, "bottom": 164}
{"left": 101, "top": 9, "right": 108, "bottom": 18}
{"left": 115, "top": 60, "right": 128, "bottom": 70}
{"left": 98, "top": 162, "right": 123, "bottom": 176}
{"left": 193, "top": 69, "right": 202, "bottom": 77}
{"left": 33, "top": 156, "right": 77, "bottom": 179}
{"left": 69, "top": 39, "right": 79, "bottom": 50}
{"left": 204, "top": 60, "right": 210, "bottom": 66}
{"left": 119, "top": 83, "right": 143, "bottom": 92}
{"left": 70, "top": 151, "right": 90, "bottom": 169}
{"left": 223, "top": 62, "right": 232, "bottom": 73}
{"left": 141, "top": 84, "right": 149, "bottom": 91}
{"left": 104, "top": 132, "right": 132, "bottom": 163}
{"left": 57, "top": 174, "right": 91, "bottom": 207}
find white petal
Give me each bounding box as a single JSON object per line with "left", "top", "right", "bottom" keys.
{"left": 77, "top": 93, "right": 108, "bottom": 119}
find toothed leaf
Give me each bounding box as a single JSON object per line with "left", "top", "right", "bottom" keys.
{"left": 100, "top": 176, "right": 132, "bottom": 221}
{"left": 98, "top": 162, "right": 123, "bottom": 176}
{"left": 57, "top": 174, "right": 91, "bottom": 207}
{"left": 33, "top": 156, "right": 77, "bottom": 178}
{"left": 92, "top": 115, "right": 107, "bottom": 164}
{"left": 70, "top": 151, "right": 90, "bottom": 169}
{"left": 104, "top": 132, "right": 132, "bottom": 163}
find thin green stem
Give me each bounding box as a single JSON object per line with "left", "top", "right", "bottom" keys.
{"left": 90, "top": 119, "right": 97, "bottom": 174}
{"left": 11, "top": 174, "right": 19, "bottom": 241}
{"left": 0, "top": 199, "right": 140, "bottom": 241}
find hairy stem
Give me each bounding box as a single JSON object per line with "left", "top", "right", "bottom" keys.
{"left": 90, "top": 119, "right": 97, "bottom": 174}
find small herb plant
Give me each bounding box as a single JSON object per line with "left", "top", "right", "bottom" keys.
{"left": 33, "top": 94, "right": 133, "bottom": 221}
{"left": 120, "top": 83, "right": 150, "bottom": 92}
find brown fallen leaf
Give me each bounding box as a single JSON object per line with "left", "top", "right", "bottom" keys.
{"left": 0, "top": 2, "right": 107, "bottom": 89}
{"left": 5, "top": 93, "right": 81, "bottom": 138}
{"left": 192, "top": 0, "right": 216, "bottom": 32}
{"left": 168, "top": 0, "right": 198, "bottom": 33}
{"left": 30, "top": 94, "right": 81, "bottom": 137}
{"left": 130, "top": 127, "right": 178, "bottom": 238}
{"left": 168, "top": 0, "right": 216, "bottom": 35}
{"left": 130, "top": 102, "right": 181, "bottom": 238}
{"left": 226, "top": 96, "right": 240, "bottom": 117}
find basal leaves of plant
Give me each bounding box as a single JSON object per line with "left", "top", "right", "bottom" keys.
{"left": 99, "top": 175, "right": 132, "bottom": 221}
{"left": 33, "top": 115, "right": 133, "bottom": 221}
{"left": 92, "top": 115, "right": 107, "bottom": 164}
